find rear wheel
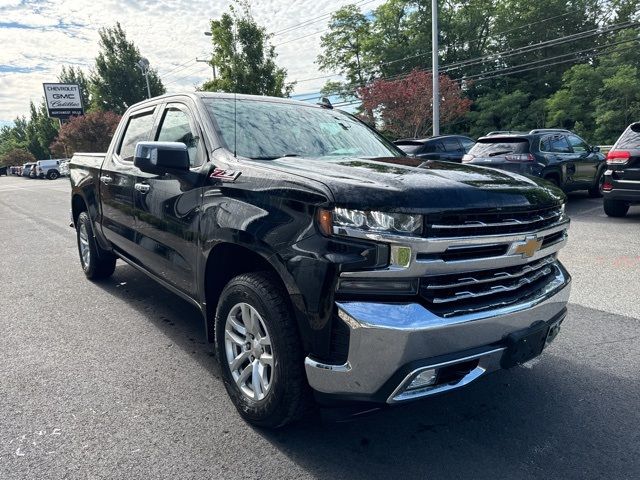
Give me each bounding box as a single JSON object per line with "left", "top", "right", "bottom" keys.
{"left": 588, "top": 171, "right": 604, "bottom": 198}
{"left": 603, "top": 199, "right": 629, "bottom": 218}
{"left": 215, "top": 272, "right": 311, "bottom": 428}
{"left": 544, "top": 175, "right": 562, "bottom": 189}
{"left": 76, "top": 211, "right": 116, "bottom": 279}
{"left": 47, "top": 170, "right": 59, "bottom": 180}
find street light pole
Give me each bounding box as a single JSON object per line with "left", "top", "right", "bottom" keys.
{"left": 137, "top": 57, "right": 151, "bottom": 99}
{"left": 203, "top": 31, "right": 217, "bottom": 81}
{"left": 432, "top": 0, "right": 440, "bottom": 136}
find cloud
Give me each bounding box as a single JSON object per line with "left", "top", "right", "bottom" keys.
{"left": 0, "top": 0, "right": 384, "bottom": 124}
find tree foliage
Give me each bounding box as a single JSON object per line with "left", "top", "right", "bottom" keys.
{"left": 50, "top": 111, "right": 121, "bottom": 157}
{"left": 58, "top": 65, "right": 91, "bottom": 108}
{"left": 201, "top": 1, "right": 292, "bottom": 96}
{"left": 0, "top": 148, "right": 36, "bottom": 167}
{"left": 359, "top": 69, "right": 472, "bottom": 138}
{"left": 90, "top": 22, "right": 165, "bottom": 114}
{"left": 318, "top": 0, "right": 640, "bottom": 143}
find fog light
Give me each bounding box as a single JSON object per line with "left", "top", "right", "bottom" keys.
{"left": 407, "top": 369, "right": 437, "bottom": 390}
{"left": 390, "top": 245, "right": 412, "bottom": 268}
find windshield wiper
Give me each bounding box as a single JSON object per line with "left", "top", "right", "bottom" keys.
{"left": 250, "top": 154, "right": 301, "bottom": 160}
{"left": 488, "top": 150, "right": 514, "bottom": 157}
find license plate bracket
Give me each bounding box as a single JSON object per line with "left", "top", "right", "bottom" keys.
{"left": 501, "top": 321, "right": 550, "bottom": 369}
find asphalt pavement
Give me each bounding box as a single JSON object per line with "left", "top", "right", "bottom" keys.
{"left": 0, "top": 175, "right": 638, "bottom": 480}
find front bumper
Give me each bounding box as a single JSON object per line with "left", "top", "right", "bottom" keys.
{"left": 305, "top": 263, "right": 571, "bottom": 404}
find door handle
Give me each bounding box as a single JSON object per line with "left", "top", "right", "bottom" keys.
{"left": 134, "top": 183, "right": 150, "bottom": 193}
{"left": 100, "top": 175, "right": 113, "bottom": 184}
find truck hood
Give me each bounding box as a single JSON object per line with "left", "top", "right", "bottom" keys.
{"left": 264, "top": 156, "right": 565, "bottom": 212}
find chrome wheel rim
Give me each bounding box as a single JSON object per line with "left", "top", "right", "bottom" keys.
{"left": 224, "top": 302, "right": 274, "bottom": 401}
{"left": 79, "top": 223, "right": 90, "bottom": 267}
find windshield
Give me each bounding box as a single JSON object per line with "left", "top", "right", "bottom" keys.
{"left": 469, "top": 138, "right": 530, "bottom": 157}
{"left": 203, "top": 98, "right": 400, "bottom": 160}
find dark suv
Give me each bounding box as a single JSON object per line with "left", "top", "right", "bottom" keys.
{"left": 463, "top": 129, "right": 606, "bottom": 196}
{"left": 394, "top": 135, "right": 475, "bottom": 162}
{"left": 602, "top": 122, "right": 640, "bottom": 217}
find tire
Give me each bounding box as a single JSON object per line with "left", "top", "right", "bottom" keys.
{"left": 588, "top": 170, "right": 604, "bottom": 198}
{"left": 76, "top": 211, "right": 117, "bottom": 280}
{"left": 215, "top": 272, "right": 311, "bottom": 428}
{"left": 47, "top": 170, "right": 59, "bottom": 180}
{"left": 603, "top": 199, "right": 629, "bottom": 218}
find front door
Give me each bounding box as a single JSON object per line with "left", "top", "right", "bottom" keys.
{"left": 131, "top": 102, "right": 206, "bottom": 296}
{"left": 100, "top": 108, "right": 156, "bottom": 253}
{"left": 566, "top": 134, "right": 600, "bottom": 186}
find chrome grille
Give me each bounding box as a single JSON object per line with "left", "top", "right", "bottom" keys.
{"left": 420, "top": 256, "right": 559, "bottom": 317}
{"left": 424, "top": 205, "right": 563, "bottom": 238}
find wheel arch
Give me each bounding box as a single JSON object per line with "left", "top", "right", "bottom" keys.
{"left": 202, "top": 241, "right": 308, "bottom": 347}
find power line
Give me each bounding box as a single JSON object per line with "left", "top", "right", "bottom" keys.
{"left": 164, "top": 64, "right": 212, "bottom": 87}
{"left": 294, "top": 22, "right": 638, "bottom": 101}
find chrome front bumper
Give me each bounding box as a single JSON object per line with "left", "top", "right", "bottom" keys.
{"left": 305, "top": 262, "right": 571, "bottom": 403}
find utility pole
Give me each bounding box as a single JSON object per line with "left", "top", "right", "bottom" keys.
{"left": 203, "top": 31, "right": 217, "bottom": 81}
{"left": 432, "top": 0, "right": 440, "bottom": 136}
{"left": 137, "top": 57, "right": 151, "bottom": 99}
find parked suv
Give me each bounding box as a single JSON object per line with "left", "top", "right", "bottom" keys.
{"left": 394, "top": 135, "right": 475, "bottom": 162}
{"left": 22, "top": 162, "right": 35, "bottom": 178}
{"left": 602, "top": 122, "right": 640, "bottom": 217}
{"left": 463, "top": 129, "right": 606, "bottom": 196}
{"left": 35, "top": 159, "right": 62, "bottom": 179}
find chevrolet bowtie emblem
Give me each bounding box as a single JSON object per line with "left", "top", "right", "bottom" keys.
{"left": 513, "top": 237, "right": 543, "bottom": 258}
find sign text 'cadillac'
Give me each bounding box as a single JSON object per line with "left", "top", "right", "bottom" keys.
{"left": 43, "top": 83, "right": 84, "bottom": 119}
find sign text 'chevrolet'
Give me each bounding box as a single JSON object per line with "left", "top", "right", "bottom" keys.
{"left": 43, "top": 83, "right": 84, "bottom": 119}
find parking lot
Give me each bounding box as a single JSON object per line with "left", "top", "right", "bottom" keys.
{"left": 0, "top": 175, "right": 638, "bottom": 480}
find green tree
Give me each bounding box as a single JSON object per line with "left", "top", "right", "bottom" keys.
{"left": 594, "top": 64, "right": 640, "bottom": 143}
{"left": 317, "top": 4, "right": 374, "bottom": 99}
{"left": 0, "top": 148, "right": 36, "bottom": 167}
{"left": 25, "top": 101, "right": 59, "bottom": 160}
{"left": 0, "top": 117, "right": 28, "bottom": 157}
{"left": 201, "top": 1, "right": 292, "bottom": 96}
{"left": 58, "top": 65, "right": 90, "bottom": 108}
{"left": 90, "top": 22, "right": 165, "bottom": 113}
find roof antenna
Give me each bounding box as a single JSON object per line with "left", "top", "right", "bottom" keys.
{"left": 317, "top": 96, "right": 333, "bottom": 109}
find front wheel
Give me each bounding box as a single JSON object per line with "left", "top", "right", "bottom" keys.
{"left": 215, "top": 272, "right": 311, "bottom": 428}
{"left": 603, "top": 199, "right": 629, "bottom": 217}
{"left": 47, "top": 170, "right": 59, "bottom": 180}
{"left": 76, "top": 211, "right": 116, "bottom": 279}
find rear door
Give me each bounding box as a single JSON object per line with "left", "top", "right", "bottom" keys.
{"left": 131, "top": 101, "right": 206, "bottom": 295}
{"left": 566, "top": 134, "right": 600, "bottom": 185}
{"left": 416, "top": 140, "right": 446, "bottom": 160}
{"left": 100, "top": 107, "right": 157, "bottom": 253}
{"left": 441, "top": 137, "right": 465, "bottom": 162}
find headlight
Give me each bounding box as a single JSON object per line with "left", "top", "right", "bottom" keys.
{"left": 320, "top": 207, "right": 423, "bottom": 236}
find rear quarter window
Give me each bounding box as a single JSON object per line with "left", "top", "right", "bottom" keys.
{"left": 469, "top": 138, "right": 530, "bottom": 156}
{"left": 615, "top": 123, "right": 640, "bottom": 149}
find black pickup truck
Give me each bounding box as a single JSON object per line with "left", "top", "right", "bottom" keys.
{"left": 70, "top": 93, "right": 571, "bottom": 427}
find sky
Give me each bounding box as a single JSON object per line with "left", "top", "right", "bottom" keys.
{"left": 0, "top": 0, "right": 384, "bottom": 125}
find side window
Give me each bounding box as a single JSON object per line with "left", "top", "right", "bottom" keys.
{"left": 566, "top": 134, "right": 589, "bottom": 154}
{"left": 460, "top": 138, "right": 475, "bottom": 152}
{"left": 156, "top": 107, "right": 203, "bottom": 167}
{"left": 442, "top": 137, "right": 463, "bottom": 152}
{"left": 423, "top": 140, "right": 445, "bottom": 153}
{"left": 118, "top": 112, "right": 155, "bottom": 161}
{"left": 541, "top": 135, "right": 571, "bottom": 154}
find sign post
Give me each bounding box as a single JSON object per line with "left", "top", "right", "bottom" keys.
{"left": 42, "top": 83, "right": 84, "bottom": 120}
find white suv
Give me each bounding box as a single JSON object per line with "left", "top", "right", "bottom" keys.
{"left": 35, "top": 159, "right": 63, "bottom": 180}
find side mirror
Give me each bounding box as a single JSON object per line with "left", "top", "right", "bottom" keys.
{"left": 134, "top": 141, "right": 190, "bottom": 174}
{"left": 591, "top": 145, "right": 600, "bottom": 153}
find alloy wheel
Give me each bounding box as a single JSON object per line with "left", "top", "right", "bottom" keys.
{"left": 79, "top": 223, "right": 91, "bottom": 267}
{"left": 224, "top": 302, "right": 274, "bottom": 401}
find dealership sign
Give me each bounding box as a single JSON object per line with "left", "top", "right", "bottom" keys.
{"left": 43, "top": 83, "right": 84, "bottom": 119}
